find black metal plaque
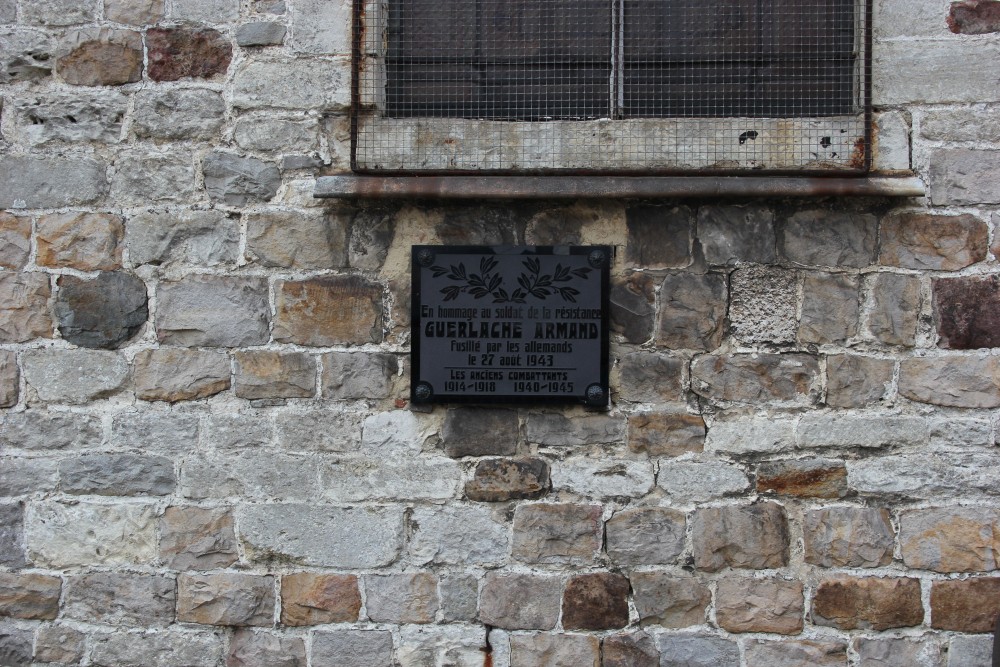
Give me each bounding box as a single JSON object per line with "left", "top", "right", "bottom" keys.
{"left": 411, "top": 245, "right": 610, "bottom": 406}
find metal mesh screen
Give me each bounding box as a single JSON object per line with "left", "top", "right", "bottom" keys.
{"left": 353, "top": 0, "right": 871, "bottom": 173}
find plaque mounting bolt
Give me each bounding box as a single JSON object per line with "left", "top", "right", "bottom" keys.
{"left": 414, "top": 382, "right": 433, "bottom": 402}
{"left": 585, "top": 383, "right": 607, "bottom": 407}
{"left": 588, "top": 250, "right": 606, "bottom": 268}
{"left": 416, "top": 249, "right": 435, "bottom": 267}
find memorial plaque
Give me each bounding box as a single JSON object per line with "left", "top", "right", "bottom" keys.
{"left": 411, "top": 245, "right": 610, "bottom": 406}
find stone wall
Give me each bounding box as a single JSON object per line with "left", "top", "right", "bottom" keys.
{"left": 1, "top": 0, "right": 1000, "bottom": 666}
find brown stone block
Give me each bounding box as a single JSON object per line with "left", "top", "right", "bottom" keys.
{"left": 274, "top": 276, "right": 383, "bottom": 346}
{"left": 901, "top": 507, "right": 1000, "bottom": 573}
{"left": 147, "top": 27, "right": 233, "bottom": 81}
{"left": 37, "top": 212, "right": 123, "bottom": 270}
{"left": 934, "top": 275, "right": 1000, "bottom": 349}
{"left": 690, "top": 353, "right": 820, "bottom": 406}
{"left": 692, "top": 502, "right": 789, "bottom": 572}
{"left": 825, "top": 354, "right": 893, "bottom": 408}
{"left": 716, "top": 577, "right": 804, "bottom": 634}
{"left": 627, "top": 411, "right": 705, "bottom": 456}
{"left": 465, "top": 457, "right": 549, "bottom": 502}
{"left": 562, "top": 573, "right": 629, "bottom": 631}
{"left": 160, "top": 506, "right": 239, "bottom": 570}
{"left": 0, "top": 272, "right": 52, "bottom": 343}
{"left": 235, "top": 350, "right": 316, "bottom": 400}
{"left": 757, "top": 459, "right": 847, "bottom": 499}
{"left": 948, "top": 0, "right": 1000, "bottom": 34}
{"left": 177, "top": 573, "right": 274, "bottom": 626}
{"left": 880, "top": 211, "right": 988, "bottom": 270}
{"left": 35, "top": 624, "right": 85, "bottom": 665}
{"left": 630, "top": 573, "right": 709, "bottom": 628}
{"left": 227, "top": 629, "right": 306, "bottom": 667}
{"left": 512, "top": 503, "right": 602, "bottom": 565}
{"left": 803, "top": 507, "right": 895, "bottom": 568}
{"left": 602, "top": 632, "right": 659, "bottom": 667}
{"left": 0, "top": 572, "right": 61, "bottom": 619}
{"left": 0, "top": 351, "right": 17, "bottom": 408}
{"left": 281, "top": 573, "right": 360, "bottom": 626}
{"left": 509, "top": 633, "right": 600, "bottom": 667}
{"left": 135, "top": 349, "right": 231, "bottom": 403}
{"left": 0, "top": 213, "right": 31, "bottom": 270}
{"left": 57, "top": 28, "right": 143, "bottom": 86}
{"left": 931, "top": 577, "right": 1000, "bottom": 631}
{"left": 812, "top": 577, "right": 923, "bottom": 631}
{"left": 899, "top": 355, "right": 1000, "bottom": 408}
{"left": 744, "top": 639, "right": 848, "bottom": 667}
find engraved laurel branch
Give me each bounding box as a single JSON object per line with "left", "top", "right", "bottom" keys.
{"left": 430, "top": 256, "right": 592, "bottom": 304}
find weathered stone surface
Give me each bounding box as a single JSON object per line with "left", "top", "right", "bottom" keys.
{"left": 397, "top": 625, "right": 488, "bottom": 667}
{"left": 697, "top": 204, "right": 776, "bottom": 265}
{"left": 277, "top": 408, "right": 363, "bottom": 452}
{"left": 868, "top": 273, "right": 920, "bottom": 346}
{"left": 466, "top": 457, "right": 549, "bottom": 501}
{"left": 37, "top": 212, "right": 122, "bottom": 270}
{"left": 23, "top": 349, "right": 129, "bottom": 404}
{"left": 757, "top": 459, "right": 847, "bottom": 498}
{"left": 0, "top": 272, "right": 51, "bottom": 343}
{"left": 847, "top": 451, "right": 1000, "bottom": 498}
{"left": 320, "top": 351, "right": 394, "bottom": 399}
{"left": 60, "top": 454, "right": 174, "bottom": 496}
{"left": 90, "top": 629, "right": 223, "bottom": 667}
{"left": 0, "top": 504, "right": 24, "bottom": 566}
{"left": 0, "top": 410, "right": 102, "bottom": 451}
{"left": 55, "top": 272, "right": 146, "bottom": 349}
{"left": 63, "top": 572, "right": 174, "bottom": 626}
{"left": 17, "top": 91, "right": 127, "bottom": 144}
{"left": 178, "top": 573, "right": 274, "bottom": 626}
{"left": 273, "top": 276, "right": 383, "bottom": 346}
{"left": 658, "top": 459, "right": 749, "bottom": 500}
{"left": 526, "top": 412, "right": 624, "bottom": 447}
{"left": 900, "top": 507, "right": 1000, "bottom": 572}
{"left": 617, "top": 352, "right": 684, "bottom": 403}
{"left": 949, "top": 0, "right": 1000, "bottom": 33}
{"left": 248, "top": 208, "right": 348, "bottom": 269}
{"left": 627, "top": 411, "right": 705, "bottom": 456}
{"left": 22, "top": 0, "right": 96, "bottom": 24}
{"left": 512, "top": 503, "right": 602, "bottom": 565}
{"left": 625, "top": 205, "right": 692, "bottom": 268}
{"left": 0, "top": 156, "right": 107, "bottom": 209}
{"left": 934, "top": 276, "right": 1000, "bottom": 349}
{"left": 930, "top": 149, "right": 1000, "bottom": 205}
{"left": 899, "top": 355, "right": 1000, "bottom": 408}
{"left": 551, "top": 456, "right": 654, "bottom": 498}
{"left": 947, "top": 636, "right": 992, "bottom": 667}
{"left": 235, "top": 351, "right": 315, "bottom": 399}
{"left": 435, "top": 206, "right": 526, "bottom": 245}
{"left": 0, "top": 0, "right": 12, "bottom": 21}
{"left": 442, "top": 407, "right": 518, "bottom": 457}
{"left": 438, "top": 575, "right": 478, "bottom": 622}
{"left": 881, "top": 212, "right": 988, "bottom": 270}
{"left": 561, "top": 573, "right": 629, "bottom": 630}
{"left": 365, "top": 572, "right": 439, "bottom": 624}
{"left": 290, "top": 0, "right": 349, "bottom": 52}
{"left": 825, "top": 354, "right": 893, "bottom": 408}
{"left": 173, "top": 0, "right": 238, "bottom": 21}
{"left": 805, "top": 415, "right": 932, "bottom": 449}
{"left": 160, "top": 506, "right": 238, "bottom": 570}
{"left": 691, "top": 353, "right": 820, "bottom": 406}
{"left": 729, "top": 265, "right": 797, "bottom": 344}
{"left": 921, "top": 105, "right": 1000, "bottom": 142}
{"left": 932, "top": 577, "right": 1000, "bottom": 631}
{"left": 239, "top": 504, "right": 403, "bottom": 567}
{"left": 106, "top": 0, "right": 163, "bottom": 24}
{"left": 236, "top": 116, "right": 317, "bottom": 153}
{"left": 610, "top": 273, "right": 656, "bottom": 344}
{"left": 57, "top": 28, "right": 142, "bottom": 85}
{"left": 631, "top": 573, "right": 709, "bottom": 628}
{"left": 479, "top": 572, "right": 561, "bottom": 630}
{"left": 133, "top": 89, "right": 226, "bottom": 141}
{"left": 879, "top": 39, "right": 1000, "bottom": 103}
{"left": 602, "top": 633, "right": 658, "bottom": 667}
{"left": 157, "top": 275, "right": 270, "bottom": 347}
{"left": 0, "top": 459, "right": 59, "bottom": 497}
{"left": 0, "top": 624, "right": 32, "bottom": 667}
{"left": 35, "top": 624, "right": 86, "bottom": 665}
{"left": 0, "top": 352, "right": 17, "bottom": 409}
{"left": 321, "top": 456, "right": 462, "bottom": 502}
{"left": 743, "top": 640, "right": 847, "bottom": 667}
{"left": 348, "top": 209, "right": 395, "bottom": 270}
{"left": 127, "top": 209, "right": 238, "bottom": 268}
{"left": 236, "top": 21, "right": 288, "bottom": 46}
{"left": 26, "top": 501, "right": 156, "bottom": 567}
{"left": 781, "top": 210, "right": 877, "bottom": 268}
{"left": 799, "top": 273, "right": 859, "bottom": 344}
{"left": 311, "top": 630, "right": 393, "bottom": 667}
{"left": 656, "top": 636, "right": 740, "bottom": 667}
{"left": 181, "top": 452, "right": 324, "bottom": 501}
{"left": 692, "top": 503, "right": 788, "bottom": 571}
{"left": 656, "top": 273, "right": 727, "bottom": 350}
{"left": 0, "top": 572, "right": 61, "bottom": 619}
{"left": 705, "top": 417, "right": 796, "bottom": 455}
{"left": 135, "top": 349, "right": 230, "bottom": 402}
{"left": 852, "top": 637, "right": 943, "bottom": 667}
{"left": 281, "top": 573, "right": 360, "bottom": 625}
{"left": 0, "top": 28, "right": 54, "bottom": 84}
{"left": 509, "top": 633, "right": 600, "bottom": 667}
{"left": 0, "top": 214, "right": 30, "bottom": 270}
{"left": 147, "top": 28, "right": 232, "bottom": 81}
{"left": 717, "top": 577, "right": 804, "bottom": 634}
{"left": 228, "top": 629, "right": 306, "bottom": 667}
{"left": 931, "top": 417, "right": 993, "bottom": 450}
{"left": 233, "top": 57, "right": 350, "bottom": 111}
{"left": 111, "top": 150, "right": 195, "bottom": 205}
{"left": 813, "top": 577, "right": 923, "bottom": 630}
{"left": 408, "top": 504, "right": 510, "bottom": 566}
{"left": 203, "top": 152, "right": 280, "bottom": 206}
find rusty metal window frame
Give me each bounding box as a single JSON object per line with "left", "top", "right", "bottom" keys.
{"left": 350, "top": 0, "right": 873, "bottom": 176}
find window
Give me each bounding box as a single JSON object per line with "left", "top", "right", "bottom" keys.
{"left": 352, "top": 0, "right": 870, "bottom": 173}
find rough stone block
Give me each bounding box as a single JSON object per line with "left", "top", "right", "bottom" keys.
{"left": 178, "top": 573, "right": 274, "bottom": 626}
{"left": 202, "top": 412, "right": 273, "bottom": 451}
{"left": 442, "top": 407, "right": 518, "bottom": 457}
{"left": 0, "top": 156, "right": 108, "bottom": 209}
{"left": 931, "top": 577, "right": 1000, "bottom": 631}
{"left": 135, "top": 349, "right": 231, "bottom": 402}
{"left": 656, "top": 273, "right": 727, "bottom": 350}
{"left": 235, "top": 351, "right": 315, "bottom": 399}
{"left": 922, "top": 105, "right": 1000, "bottom": 142}
{"left": 347, "top": 208, "right": 396, "bottom": 270}
{"left": 617, "top": 352, "right": 684, "bottom": 403}
{"left": 311, "top": 630, "right": 394, "bottom": 667}
{"left": 512, "top": 503, "right": 602, "bottom": 565}
{"left": 0, "top": 459, "right": 58, "bottom": 498}
{"left": 320, "top": 351, "right": 394, "bottom": 400}
{"left": 290, "top": 0, "right": 350, "bottom": 53}
{"left": 321, "top": 456, "right": 462, "bottom": 502}
{"left": 228, "top": 629, "right": 307, "bottom": 667}
{"left": 281, "top": 573, "right": 360, "bottom": 625}
{"left": 126, "top": 209, "right": 238, "bottom": 268}
{"left": 630, "top": 573, "right": 709, "bottom": 628}
{"left": 55, "top": 272, "right": 147, "bottom": 349}
{"left": 0, "top": 503, "right": 24, "bottom": 567}
{"left": 812, "top": 577, "right": 923, "bottom": 630}
{"left": 899, "top": 355, "right": 1000, "bottom": 408}
{"left": 561, "top": 573, "right": 629, "bottom": 630}
{"left": 0, "top": 624, "right": 32, "bottom": 667}
{"left": 825, "top": 354, "right": 893, "bottom": 408}
{"left": 705, "top": 416, "right": 796, "bottom": 455}
{"left": 605, "top": 507, "right": 684, "bottom": 567}
{"left": 0, "top": 410, "right": 102, "bottom": 451}
{"left": 465, "top": 457, "right": 549, "bottom": 502}
{"left": 757, "top": 459, "right": 847, "bottom": 498}
{"left": 867, "top": 273, "right": 920, "bottom": 346}
{"left": 204, "top": 152, "right": 281, "bottom": 206}
{"left": 0, "top": 572, "right": 61, "bottom": 619}
{"left": 236, "top": 21, "right": 287, "bottom": 46}
{"left": 147, "top": 27, "right": 232, "bottom": 81}
{"left": 273, "top": 276, "right": 383, "bottom": 346}
{"left": 0, "top": 352, "right": 17, "bottom": 409}
{"left": 525, "top": 412, "right": 624, "bottom": 447}
{"left": 56, "top": 28, "right": 143, "bottom": 85}
{"left": 691, "top": 353, "right": 820, "bottom": 406}
{"left": 408, "top": 504, "right": 510, "bottom": 566}
{"left": 479, "top": 573, "right": 562, "bottom": 630}
{"left": 16, "top": 91, "right": 127, "bottom": 144}
{"left": 656, "top": 635, "right": 739, "bottom": 667}
{"left": 239, "top": 504, "right": 403, "bottom": 568}
{"left": 63, "top": 572, "right": 174, "bottom": 626}
{"left": 874, "top": 110, "right": 911, "bottom": 171}
{"left": 105, "top": 0, "right": 164, "bottom": 24}
{"left": 852, "top": 637, "right": 943, "bottom": 667}
{"left": 275, "top": 408, "right": 363, "bottom": 452}
{"left": 692, "top": 502, "right": 788, "bottom": 571}
{"left": 181, "top": 451, "right": 324, "bottom": 501}
{"left": 236, "top": 116, "right": 317, "bottom": 153}
{"left": 625, "top": 205, "right": 692, "bottom": 269}
{"left": 729, "top": 265, "right": 797, "bottom": 344}
{"left": 947, "top": 636, "right": 992, "bottom": 667}
{"left": 172, "top": 0, "right": 238, "bottom": 21}
{"left": 26, "top": 501, "right": 157, "bottom": 567}
{"left": 934, "top": 276, "right": 1000, "bottom": 349}
{"left": 60, "top": 454, "right": 174, "bottom": 496}
{"left": 247, "top": 209, "right": 346, "bottom": 268}
{"left": 160, "top": 506, "right": 239, "bottom": 570}
{"left": 133, "top": 89, "right": 226, "bottom": 141}
{"left": 696, "top": 204, "right": 776, "bottom": 265}
{"left": 743, "top": 640, "right": 848, "bottom": 667}
{"left": 881, "top": 212, "right": 988, "bottom": 270}
{"left": 365, "top": 572, "right": 439, "bottom": 624}
{"left": 22, "top": 0, "right": 96, "bottom": 24}
{"left": 22, "top": 349, "right": 129, "bottom": 404}
{"left": 602, "top": 632, "right": 659, "bottom": 667}
{"left": 440, "top": 574, "right": 479, "bottom": 622}
{"left": 847, "top": 452, "right": 1000, "bottom": 498}
{"left": 900, "top": 507, "right": 1000, "bottom": 572}
{"left": 930, "top": 148, "right": 1000, "bottom": 205}
{"left": 89, "top": 629, "right": 223, "bottom": 667}
{"left": 157, "top": 275, "right": 270, "bottom": 347}
{"left": 717, "top": 577, "right": 804, "bottom": 634}
{"left": 0, "top": 273, "right": 51, "bottom": 343}
{"left": 35, "top": 624, "right": 85, "bottom": 665}
{"left": 0, "top": 214, "right": 30, "bottom": 270}
{"left": 550, "top": 456, "right": 654, "bottom": 498}
{"left": 233, "top": 57, "right": 351, "bottom": 111}
{"left": 610, "top": 273, "right": 656, "bottom": 344}
{"left": 797, "top": 414, "right": 926, "bottom": 449}
{"left": 509, "top": 633, "right": 600, "bottom": 667}
{"left": 627, "top": 411, "right": 705, "bottom": 456}
{"left": 657, "top": 459, "right": 749, "bottom": 501}
{"left": 111, "top": 149, "right": 195, "bottom": 205}
{"left": 0, "top": 28, "right": 54, "bottom": 84}
{"left": 781, "top": 210, "right": 877, "bottom": 268}
{"left": 799, "top": 273, "right": 859, "bottom": 344}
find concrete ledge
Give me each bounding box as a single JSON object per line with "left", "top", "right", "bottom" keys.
{"left": 315, "top": 175, "right": 926, "bottom": 200}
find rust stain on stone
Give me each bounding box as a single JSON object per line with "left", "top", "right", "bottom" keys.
{"left": 849, "top": 137, "right": 867, "bottom": 170}
{"left": 948, "top": 0, "right": 1000, "bottom": 33}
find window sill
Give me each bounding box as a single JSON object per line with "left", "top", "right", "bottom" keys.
{"left": 314, "top": 174, "right": 925, "bottom": 200}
